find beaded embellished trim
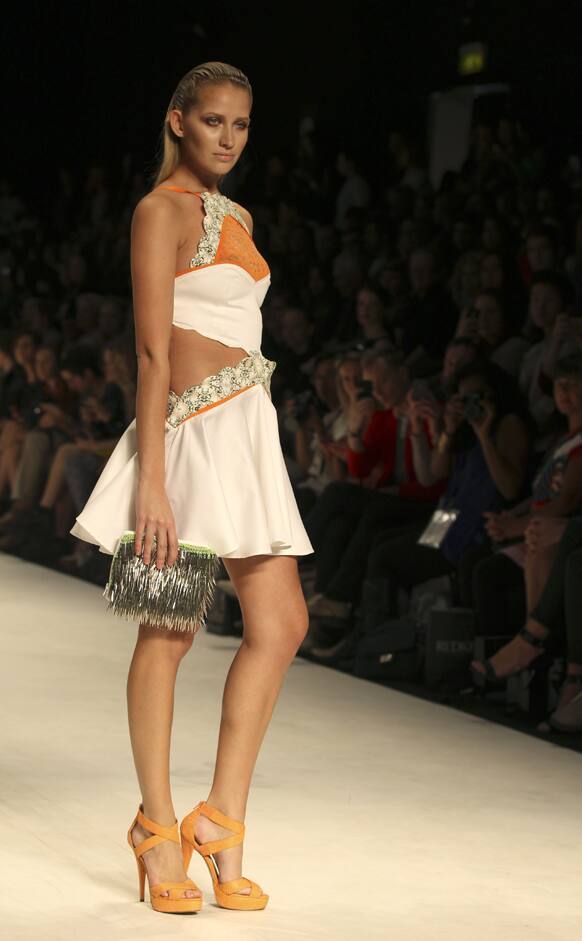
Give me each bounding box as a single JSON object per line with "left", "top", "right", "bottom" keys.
{"left": 166, "top": 349, "right": 276, "bottom": 427}
{"left": 190, "top": 191, "right": 251, "bottom": 269}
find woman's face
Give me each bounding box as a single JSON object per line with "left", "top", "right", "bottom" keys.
{"left": 529, "top": 282, "right": 562, "bottom": 330}
{"left": 553, "top": 374, "right": 582, "bottom": 416}
{"left": 13, "top": 334, "right": 36, "bottom": 365}
{"left": 443, "top": 343, "right": 475, "bottom": 381}
{"left": 475, "top": 294, "right": 504, "bottom": 346}
{"left": 356, "top": 289, "right": 384, "bottom": 330}
{"left": 35, "top": 347, "right": 56, "bottom": 382}
{"left": 170, "top": 82, "right": 251, "bottom": 182}
{"left": 338, "top": 360, "right": 361, "bottom": 399}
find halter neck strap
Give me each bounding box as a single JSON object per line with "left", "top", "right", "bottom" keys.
{"left": 157, "top": 185, "right": 202, "bottom": 195}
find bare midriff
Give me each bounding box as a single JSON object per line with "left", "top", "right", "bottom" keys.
{"left": 169, "top": 325, "right": 248, "bottom": 397}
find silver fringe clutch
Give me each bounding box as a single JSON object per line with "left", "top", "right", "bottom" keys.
{"left": 103, "top": 530, "right": 220, "bottom": 633}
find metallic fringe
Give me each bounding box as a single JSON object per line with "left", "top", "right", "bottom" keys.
{"left": 103, "top": 531, "right": 220, "bottom": 633}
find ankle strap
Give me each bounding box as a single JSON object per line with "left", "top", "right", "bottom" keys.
{"left": 518, "top": 626, "right": 547, "bottom": 648}
{"left": 134, "top": 804, "right": 180, "bottom": 857}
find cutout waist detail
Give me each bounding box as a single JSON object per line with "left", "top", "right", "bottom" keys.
{"left": 166, "top": 349, "right": 277, "bottom": 427}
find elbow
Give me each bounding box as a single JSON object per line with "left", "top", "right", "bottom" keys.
{"left": 136, "top": 349, "right": 170, "bottom": 370}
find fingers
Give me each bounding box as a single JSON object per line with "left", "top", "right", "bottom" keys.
{"left": 134, "top": 519, "right": 178, "bottom": 568}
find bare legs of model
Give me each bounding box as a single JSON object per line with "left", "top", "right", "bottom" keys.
{"left": 128, "top": 554, "right": 308, "bottom": 899}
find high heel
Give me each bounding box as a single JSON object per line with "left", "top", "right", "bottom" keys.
{"left": 180, "top": 800, "right": 269, "bottom": 910}
{"left": 127, "top": 803, "right": 203, "bottom": 913}
{"left": 470, "top": 625, "right": 549, "bottom": 689}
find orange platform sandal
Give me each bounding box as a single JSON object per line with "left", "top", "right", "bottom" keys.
{"left": 180, "top": 800, "right": 269, "bottom": 911}
{"left": 127, "top": 803, "right": 203, "bottom": 914}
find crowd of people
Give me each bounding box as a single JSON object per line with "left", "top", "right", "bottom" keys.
{"left": 2, "top": 113, "right": 582, "bottom": 736}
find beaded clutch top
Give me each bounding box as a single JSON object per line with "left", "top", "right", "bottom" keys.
{"left": 103, "top": 531, "right": 220, "bottom": 633}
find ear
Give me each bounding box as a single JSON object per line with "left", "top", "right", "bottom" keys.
{"left": 167, "top": 109, "right": 184, "bottom": 138}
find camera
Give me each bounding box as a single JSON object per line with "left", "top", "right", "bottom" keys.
{"left": 355, "top": 378, "right": 374, "bottom": 400}
{"left": 461, "top": 391, "right": 486, "bottom": 423}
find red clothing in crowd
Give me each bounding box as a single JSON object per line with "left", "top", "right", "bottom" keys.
{"left": 346, "top": 408, "right": 446, "bottom": 501}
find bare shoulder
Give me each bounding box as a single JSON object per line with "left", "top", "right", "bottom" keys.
{"left": 232, "top": 200, "right": 253, "bottom": 235}
{"left": 131, "top": 188, "right": 183, "bottom": 232}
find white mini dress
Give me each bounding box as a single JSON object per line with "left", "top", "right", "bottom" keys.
{"left": 70, "top": 186, "right": 314, "bottom": 560}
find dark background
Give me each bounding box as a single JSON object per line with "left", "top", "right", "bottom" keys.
{"left": 2, "top": 0, "right": 581, "bottom": 193}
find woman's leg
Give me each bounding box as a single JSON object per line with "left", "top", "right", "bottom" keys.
{"left": 323, "top": 495, "right": 433, "bottom": 604}
{"left": 471, "top": 518, "right": 582, "bottom": 678}
{"left": 127, "top": 622, "right": 200, "bottom": 899}
{"left": 366, "top": 523, "right": 454, "bottom": 616}
{"left": 305, "top": 481, "right": 374, "bottom": 592}
{"left": 196, "top": 553, "right": 308, "bottom": 893}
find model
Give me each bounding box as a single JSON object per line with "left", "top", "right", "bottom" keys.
{"left": 70, "top": 61, "right": 314, "bottom": 915}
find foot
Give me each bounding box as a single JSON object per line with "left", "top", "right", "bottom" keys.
{"left": 555, "top": 675, "right": 582, "bottom": 712}
{"left": 471, "top": 622, "right": 549, "bottom": 680}
{"left": 131, "top": 819, "right": 201, "bottom": 900}
{"left": 193, "top": 810, "right": 251, "bottom": 895}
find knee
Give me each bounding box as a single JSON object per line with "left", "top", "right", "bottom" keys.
{"left": 137, "top": 623, "right": 195, "bottom": 659}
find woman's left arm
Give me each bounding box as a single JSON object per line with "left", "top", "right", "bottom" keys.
{"left": 535, "top": 454, "right": 582, "bottom": 518}
{"left": 474, "top": 411, "right": 529, "bottom": 501}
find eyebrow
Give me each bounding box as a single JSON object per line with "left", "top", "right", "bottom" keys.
{"left": 202, "top": 112, "right": 250, "bottom": 121}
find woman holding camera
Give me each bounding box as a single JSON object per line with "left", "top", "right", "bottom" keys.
{"left": 361, "top": 359, "right": 532, "bottom": 613}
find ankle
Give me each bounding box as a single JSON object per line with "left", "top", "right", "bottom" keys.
{"left": 525, "top": 618, "right": 549, "bottom": 639}
{"left": 141, "top": 801, "right": 176, "bottom": 827}
{"left": 205, "top": 794, "right": 246, "bottom": 821}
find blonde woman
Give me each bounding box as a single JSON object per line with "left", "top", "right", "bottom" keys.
{"left": 70, "top": 62, "right": 313, "bottom": 915}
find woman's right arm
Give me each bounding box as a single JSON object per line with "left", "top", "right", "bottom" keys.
{"left": 130, "top": 194, "right": 180, "bottom": 569}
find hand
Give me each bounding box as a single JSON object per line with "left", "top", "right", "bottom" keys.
{"left": 347, "top": 396, "right": 376, "bottom": 435}
{"left": 406, "top": 389, "right": 425, "bottom": 434}
{"left": 469, "top": 398, "right": 495, "bottom": 439}
{"left": 483, "top": 510, "right": 515, "bottom": 542}
{"left": 135, "top": 481, "right": 179, "bottom": 569}
{"left": 443, "top": 394, "right": 465, "bottom": 435}
{"left": 39, "top": 402, "right": 65, "bottom": 419}
{"left": 525, "top": 516, "right": 568, "bottom": 555}
{"left": 38, "top": 412, "right": 57, "bottom": 428}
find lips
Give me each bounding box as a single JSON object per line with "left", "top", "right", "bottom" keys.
{"left": 215, "top": 154, "right": 234, "bottom": 160}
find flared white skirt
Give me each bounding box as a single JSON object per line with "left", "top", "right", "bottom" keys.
{"left": 70, "top": 352, "right": 314, "bottom": 560}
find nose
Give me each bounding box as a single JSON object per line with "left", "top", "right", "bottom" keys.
{"left": 220, "top": 129, "right": 234, "bottom": 149}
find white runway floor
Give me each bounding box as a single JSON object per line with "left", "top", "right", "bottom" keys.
{"left": 1, "top": 550, "right": 582, "bottom": 941}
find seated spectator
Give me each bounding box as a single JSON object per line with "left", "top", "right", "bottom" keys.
{"left": 396, "top": 248, "right": 458, "bottom": 376}
{"left": 304, "top": 348, "right": 445, "bottom": 621}
{"left": 270, "top": 305, "right": 319, "bottom": 402}
{"left": 424, "top": 336, "right": 480, "bottom": 401}
{"left": 350, "top": 283, "right": 396, "bottom": 349}
{"left": 471, "top": 353, "right": 582, "bottom": 679}
{"left": 0, "top": 344, "right": 77, "bottom": 522}
{"left": 519, "top": 223, "right": 560, "bottom": 288}
{"left": 519, "top": 270, "right": 581, "bottom": 446}
{"left": 0, "top": 346, "right": 126, "bottom": 554}
{"left": 455, "top": 289, "right": 529, "bottom": 377}
{"left": 360, "top": 359, "right": 531, "bottom": 618}
{"left": 283, "top": 352, "right": 352, "bottom": 514}
{"left": 0, "top": 330, "right": 39, "bottom": 504}
{"left": 334, "top": 148, "right": 370, "bottom": 232}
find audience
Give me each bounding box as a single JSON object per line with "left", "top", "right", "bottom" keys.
{"left": 2, "top": 110, "right": 582, "bottom": 734}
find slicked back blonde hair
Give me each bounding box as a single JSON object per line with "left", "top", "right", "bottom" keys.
{"left": 152, "top": 61, "right": 252, "bottom": 189}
